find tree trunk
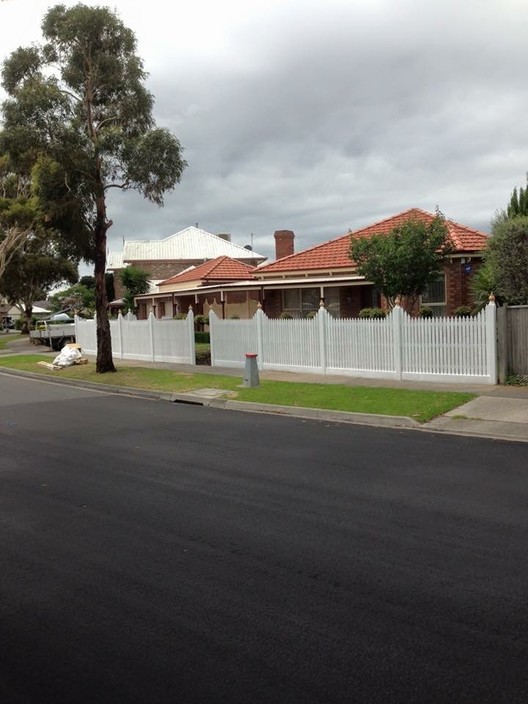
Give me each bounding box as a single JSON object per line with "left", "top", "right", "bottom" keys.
{"left": 94, "top": 216, "right": 116, "bottom": 373}
{"left": 22, "top": 304, "right": 32, "bottom": 335}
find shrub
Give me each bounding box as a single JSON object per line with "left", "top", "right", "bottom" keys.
{"left": 195, "top": 332, "right": 210, "bottom": 344}
{"left": 174, "top": 313, "right": 187, "bottom": 320}
{"left": 230, "top": 314, "right": 240, "bottom": 320}
{"left": 194, "top": 314, "right": 209, "bottom": 330}
{"left": 359, "top": 307, "right": 386, "bottom": 319}
{"left": 195, "top": 349, "right": 211, "bottom": 365}
{"left": 305, "top": 310, "right": 318, "bottom": 319}
{"left": 419, "top": 306, "right": 434, "bottom": 318}
{"left": 279, "top": 312, "right": 293, "bottom": 319}
{"left": 453, "top": 306, "right": 473, "bottom": 317}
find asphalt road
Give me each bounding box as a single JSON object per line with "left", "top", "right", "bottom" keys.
{"left": 1, "top": 372, "right": 528, "bottom": 704}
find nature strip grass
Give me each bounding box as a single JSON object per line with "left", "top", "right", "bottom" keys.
{"left": 0, "top": 333, "right": 24, "bottom": 351}
{"left": 0, "top": 354, "right": 476, "bottom": 423}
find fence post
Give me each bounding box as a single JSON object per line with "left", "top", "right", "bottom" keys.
{"left": 318, "top": 300, "right": 327, "bottom": 374}
{"left": 486, "top": 295, "right": 498, "bottom": 384}
{"left": 392, "top": 300, "right": 403, "bottom": 380}
{"left": 497, "top": 302, "right": 508, "bottom": 384}
{"left": 256, "top": 304, "right": 264, "bottom": 371}
{"left": 148, "top": 311, "right": 155, "bottom": 362}
{"left": 117, "top": 311, "right": 124, "bottom": 359}
{"left": 92, "top": 312, "right": 97, "bottom": 352}
{"left": 209, "top": 308, "right": 217, "bottom": 367}
{"left": 187, "top": 305, "right": 195, "bottom": 365}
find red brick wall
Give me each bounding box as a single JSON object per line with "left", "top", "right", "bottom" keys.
{"left": 443, "top": 259, "right": 482, "bottom": 314}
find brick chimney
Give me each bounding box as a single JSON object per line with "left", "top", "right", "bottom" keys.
{"left": 274, "top": 230, "right": 295, "bottom": 260}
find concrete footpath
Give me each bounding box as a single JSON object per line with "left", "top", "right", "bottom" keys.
{"left": 2, "top": 334, "right": 528, "bottom": 443}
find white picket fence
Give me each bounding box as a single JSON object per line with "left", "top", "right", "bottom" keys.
{"left": 209, "top": 302, "right": 498, "bottom": 384}
{"left": 75, "top": 310, "right": 195, "bottom": 364}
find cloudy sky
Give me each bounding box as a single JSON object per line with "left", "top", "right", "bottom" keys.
{"left": 1, "top": 0, "right": 527, "bottom": 265}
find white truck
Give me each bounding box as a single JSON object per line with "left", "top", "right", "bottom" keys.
{"left": 30, "top": 318, "right": 76, "bottom": 351}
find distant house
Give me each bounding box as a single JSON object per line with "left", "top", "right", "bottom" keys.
{"left": 138, "top": 256, "right": 259, "bottom": 320}
{"left": 134, "top": 210, "right": 489, "bottom": 319}
{"left": 107, "top": 225, "right": 266, "bottom": 300}
{"left": 3, "top": 301, "right": 52, "bottom": 323}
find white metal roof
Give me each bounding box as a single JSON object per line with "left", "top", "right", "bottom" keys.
{"left": 122, "top": 226, "right": 266, "bottom": 263}
{"left": 106, "top": 252, "right": 125, "bottom": 270}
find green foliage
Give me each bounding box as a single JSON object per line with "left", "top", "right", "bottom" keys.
{"left": 453, "top": 306, "right": 473, "bottom": 317}
{"left": 507, "top": 185, "right": 528, "bottom": 218}
{"left": 350, "top": 210, "right": 453, "bottom": 308}
{"left": 194, "top": 331, "right": 210, "bottom": 344}
{"left": 419, "top": 306, "right": 434, "bottom": 318}
{"left": 485, "top": 216, "right": 528, "bottom": 304}
{"left": 0, "top": 3, "right": 186, "bottom": 372}
{"left": 79, "top": 275, "right": 95, "bottom": 290}
{"left": 195, "top": 349, "right": 211, "bottom": 365}
{"left": 49, "top": 282, "right": 95, "bottom": 314}
{"left": 194, "top": 314, "right": 209, "bottom": 330}
{"left": 0, "top": 153, "right": 44, "bottom": 278}
{"left": 119, "top": 265, "right": 150, "bottom": 313}
{"left": 470, "top": 261, "right": 500, "bottom": 310}
{"left": 279, "top": 312, "right": 292, "bottom": 319}
{"left": 174, "top": 313, "right": 187, "bottom": 320}
{"left": 0, "top": 232, "right": 78, "bottom": 331}
{"left": 505, "top": 374, "right": 528, "bottom": 387}
{"left": 119, "top": 266, "right": 150, "bottom": 296}
{"left": 358, "top": 307, "right": 386, "bottom": 319}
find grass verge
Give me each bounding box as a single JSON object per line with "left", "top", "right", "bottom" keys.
{"left": 0, "top": 333, "right": 24, "bottom": 351}
{"left": 0, "top": 354, "right": 476, "bottom": 423}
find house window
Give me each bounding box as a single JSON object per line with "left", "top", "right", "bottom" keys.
{"left": 324, "top": 288, "right": 340, "bottom": 317}
{"left": 282, "top": 288, "right": 319, "bottom": 317}
{"left": 421, "top": 275, "right": 446, "bottom": 316}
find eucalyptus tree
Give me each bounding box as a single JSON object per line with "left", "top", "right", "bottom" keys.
{"left": 0, "top": 3, "right": 186, "bottom": 371}
{"left": 0, "top": 154, "right": 39, "bottom": 279}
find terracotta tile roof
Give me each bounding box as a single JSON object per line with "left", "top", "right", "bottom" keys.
{"left": 159, "top": 256, "right": 256, "bottom": 285}
{"left": 257, "top": 208, "right": 489, "bottom": 275}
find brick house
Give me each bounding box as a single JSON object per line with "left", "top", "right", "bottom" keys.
{"left": 107, "top": 225, "right": 266, "bottom": 301}
{"left": 256, "top": 209, "right": 488, "bottom": 318}
{"left": 135, "top": 209, "right": 488, "bottom": 319}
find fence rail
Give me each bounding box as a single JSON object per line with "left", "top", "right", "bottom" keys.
{"left": 75, "top": 310, "right": 195, "bottom": 365}
{"left": 209, "top": 302, "right": 497, "bottom": 384}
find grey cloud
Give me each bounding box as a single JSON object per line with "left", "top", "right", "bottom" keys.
{"left": 41, "top": 3, "right": 528, "bottom": 262}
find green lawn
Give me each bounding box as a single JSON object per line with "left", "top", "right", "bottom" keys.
{"left": 0, "top": 354, "right": 476, "bottom": 423}
{"left": 0, "top": 333, "right": 24, "bottom": 351}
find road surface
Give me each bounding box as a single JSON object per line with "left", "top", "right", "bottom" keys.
{"left": 1, "top": 372, "right": 527, "bottom": 703}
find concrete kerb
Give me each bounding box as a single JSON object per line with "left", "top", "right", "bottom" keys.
{"left": 2, "top": 357, "right": 528, "bottom": 442}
